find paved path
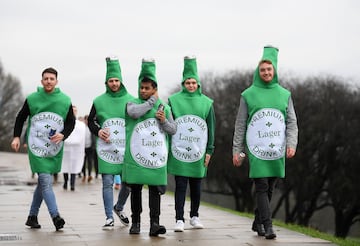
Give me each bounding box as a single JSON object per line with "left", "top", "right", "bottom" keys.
{"left": 0, "top": 151, "right": 335, "bottom": 245}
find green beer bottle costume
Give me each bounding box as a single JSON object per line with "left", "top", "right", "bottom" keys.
{"left": 123, "top": 98, "right": 172, "bottom": 185}
{"left": 12, "top": 67, "right": 75, "bottom": 231}
{"left": 168, "top": 56, "right": 216, "bottom": 231}
{"left": 168, "top": 57, "right": 215, "bottom": 178}
{"left": 123, "top": 60, "right": 172, "bottom": 186}
{"left": 27, "top": 87, "right": 72, "bottom": 173}
{"left": 242, "top": 47, "right": 290, "bottom": 178}
{"left": 88, "top": 57, "right": 133, "bottom": 228}
{"left": 233, "top": 46, "right": 298, "bottom": 239}
{"left": 124, "top": 58, "right": 176, "bottom": 236}
{"left": 92, "top": 58, "right": 134, "bottom": 175}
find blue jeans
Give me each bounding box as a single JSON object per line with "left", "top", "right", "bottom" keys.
{"left": 174, "top": 176, "right": 202, "bottom": 221}
{"left": 102, "top": 174, "right": 130, "bottom": 219}
{"left": 29, "top": 173, "right": 59, "bottom": 218}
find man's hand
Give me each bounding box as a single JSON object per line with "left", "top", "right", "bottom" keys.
{"left": 98, "top": 128, "right": 110, "bottom": 143}
{"left": 286, "top": 147, "right": 296, "bottom": 158}
{"left": 155, "top": 110, "right": 165, "bottom": 123}
{"left": 233, "top": 152, "right": 246, "bottom": 167}
{"left": 50, "top": 133, "right": 65, "bottom": 144}
{"left": 11, "top": 137, "right": 21, "bottom": 152}
{"left": 204, "top": 154, "right": 211, "bottom": 167}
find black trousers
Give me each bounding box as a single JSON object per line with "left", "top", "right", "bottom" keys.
{"left": 174, "top": 176, "right": 202, "bottom": 221}
{"left": 63, "top": 173, "right": 76, "bottom": 188}
{"left": 93, "top": 150, "right": 99, "bottom": 177}
{"left": 130, "top": 184, "right": 161, "bottom": 224}
{"left": 253, "top": 177, "right": 277, "bottom": 228}
{"left": 82, "top": 147, "right": 93, "bottom": 177}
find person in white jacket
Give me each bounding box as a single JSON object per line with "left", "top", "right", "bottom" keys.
{"left": 61, "top": 105, "right": 86, "bottom": 191}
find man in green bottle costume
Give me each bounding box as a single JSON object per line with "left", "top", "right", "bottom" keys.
{"left": 232, "top": 46, "right": 298, "bottom": 239}
{"left": 123, "top": 58, "right": 177, "bottom": 236}
{"left": 88, "top": 57, "right": 134, "bottom": 229}
{"left": 168, "top": 56, "right": 215, "bottom": 232}
{"left": 11, "top": 67, "right": 75, "bottom": 231}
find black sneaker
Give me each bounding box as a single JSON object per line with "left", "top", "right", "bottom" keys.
{"left": 129, "top": 223, "right": 140, "bottom": 234}
{"left": 52, "top": 215, "right": 65, "bottom": 231}
{"left": 113, "top": 205, "right": 129, "bottom": 226}
{"left": 251, "top": 220, "right": 265, "bottom": 236}
{"left": 25, "top": 215, "right": 41, "bottom": 229}
{"left": 265, "top": 226, "right": 277, "bottom": 239}
{"left": 149, "top": 223, "right": 166, "bottom": 237}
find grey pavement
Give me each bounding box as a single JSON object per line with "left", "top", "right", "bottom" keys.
{"left": 0, "top": 151, "right": 336, "bottom": 245}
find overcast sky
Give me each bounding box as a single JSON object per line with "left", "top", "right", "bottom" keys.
{"left": 1, "top": 0, "right": 359, "bottom": 116}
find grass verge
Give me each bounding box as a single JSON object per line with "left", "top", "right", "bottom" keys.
{"left": 201, "top": 200, "right": 359, "bottom": 246}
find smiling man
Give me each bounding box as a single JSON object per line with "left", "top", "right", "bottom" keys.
{"left": 167, "top": 56, "right": 215, "bottom": 232}
{"left": 11, "top": 67, "right": 75, "bottom": 231}
{"left": 87, "top": 57, "right": 134, "bottom": 229}
{"left": 232, "top": 46, "right": 298, "bottom": 240}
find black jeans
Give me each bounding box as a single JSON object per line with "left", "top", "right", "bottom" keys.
{"left": 93, "top": 149, "right": 99, "bottom": 177}
{"left": 63, "top": 173, "right": 76, "bottom": 188}
{"left": 130, "top": 184, "right": 161, "bottom": 224}
{"left": 82, "top": 147, "right": 93, "bottom": 177}
{"left": 174, "top": 176, "right": 202, "bottom": 221}
{"left": 253, "top": 177, "right": 277, "bottom": 228}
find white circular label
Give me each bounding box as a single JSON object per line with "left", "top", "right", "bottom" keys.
{"left": 28, "top": 112, "right": 64, "bottom": 157}
{"left": 171, "top": 115, "right": 208, "bottom": 162}
{"left": 130, "top": 118, "right": 167, "bottom": 169}
{"left": 246, "top": 108, "right": 286, "bottom": 160}
{"left": 97, "top": 118, "right": 126, "bottom": 164}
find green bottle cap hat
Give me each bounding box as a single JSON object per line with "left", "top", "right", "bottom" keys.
{"left": 105, "top": 56, "right": 122, "bottom": 83}
{"left": 252, "top": 45, "right": 279, "bottom": 87}
{"left": 138, "top": 58, "right": 157, "bottom": 85}
{"left": 182, "top": 55, "right": 200, "bottom": 84}
{"left": 261, "top": 45, "right": 279, "bottom": 71}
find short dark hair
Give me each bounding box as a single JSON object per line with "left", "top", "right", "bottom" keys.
{"left": 141, "top": 77, "right": 157, "bottom": 89}
{"left": 42, "top": 67, "right": 58, "bottom": 78}
{"left": 258, "top": 60, "right": 273, "bottom": 66}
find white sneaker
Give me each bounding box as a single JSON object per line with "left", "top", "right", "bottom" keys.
{"left": 190, "top": 216, "right": 203, "bottom": 229}
{"left": 174, "top": 220, "right": 185, "bottom": 232}
{"left": 103, "top": 218, "right": 114, "bottom": 230}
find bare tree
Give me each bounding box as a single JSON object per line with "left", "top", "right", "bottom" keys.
{"left": 200, "top": 70, "right": 255, "bottom": 212}
{"left": 0, "top": 61, "right": 24, "bottom": 151}
{"left": 277, "top": 76, "right": 360, "bottom": 238}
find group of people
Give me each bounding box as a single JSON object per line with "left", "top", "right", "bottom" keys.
{"left": 11, "top": 45, "right": 298, "bottom": 240}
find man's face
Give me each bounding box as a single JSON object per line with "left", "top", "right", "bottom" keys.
{"left": 41, "top": 72, "right": 58, "bottom": 93}
{"left": 107, "top": 78, "right": 121, "bottom": 92}
{"left": 259, "top": 62, "right": 275, "bottom": 83}
{"left": 184, "top": 78, "right": 198, "bottom": 93}
{"left": 139, "top": 81, "right": 156, "bottom": 100}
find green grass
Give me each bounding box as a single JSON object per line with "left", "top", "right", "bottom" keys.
{"left": 200, "top": 200, "right": 360, "bottom": 246}
{"left": 165, "top": 190, "right": 359, "bottom": 245}
{"left": 273, "top": 221, "right": 360, "bottom": 246}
